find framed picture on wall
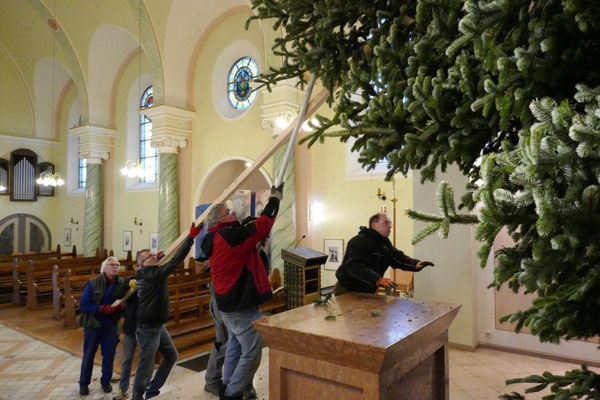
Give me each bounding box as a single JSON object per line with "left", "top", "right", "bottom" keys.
{"left": 324, "top": 239, "right": 344, "bottom": 271}
{"left": 64, "top": 228, "right": 71, "bottom": 247}
{"left": 123, "top": 230, "right": 132, "bottom": 252}
{"left": 149, "top": 232, "right": 158, "bottom": 253}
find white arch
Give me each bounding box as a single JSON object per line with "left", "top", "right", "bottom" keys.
{"left": 33, "top": 57, "right": 71, "bottom": 139}
{"left": 193, "top": 155, "right": 273, "bottom": 214}
{"left": 87, "top": 24, "right": 140, "bottom": 126}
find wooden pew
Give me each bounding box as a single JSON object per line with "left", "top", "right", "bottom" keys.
{"left": 0, "top": 244, "right": 77, "bottom": 263}
{"left": 24, "top": 250, "right": 133, "bottom": 309}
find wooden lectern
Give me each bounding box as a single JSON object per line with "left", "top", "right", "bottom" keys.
{"left": 254, "top": 293, "right": 460, "bottom": 400}
{"left": 281, "top": 246, "right": 327, "bottom": 310}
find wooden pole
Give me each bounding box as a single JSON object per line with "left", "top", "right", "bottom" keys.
{"left": 160, "top": 85, "right": 329, "bottom": 263}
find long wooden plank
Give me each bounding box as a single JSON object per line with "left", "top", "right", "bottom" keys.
{"left": 161, "top": 87, "right": 330, "bottom": 261}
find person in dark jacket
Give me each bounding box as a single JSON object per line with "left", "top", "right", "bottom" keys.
{"left": 78, "top": 256, "right": 127, "bottom": 396}
{"left": 335, "top": 212, "right": 434, "bottom": 295}
{"left": 113, "top": 263, "right": 140, "bottom": 400}
{"left": 200, "top": 184, "right": 282, "bottom": 400}
{"left": 131, "top": 223, "right": 203, "bottom": 400}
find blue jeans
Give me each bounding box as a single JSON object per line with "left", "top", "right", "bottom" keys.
{"left": 131, "top": 324, "right": 178, "bottom": 400}
{"left": 119, "top": 333, "right": 137, "bottom": 393}
{"left": 221, "top": 306, "right": 262, "bottom": 397}
{"left": 205, "top": 290, "right": 227, "bottom": 387}
{"left": 79, "top": 323, "right": 118, "bottom": 387}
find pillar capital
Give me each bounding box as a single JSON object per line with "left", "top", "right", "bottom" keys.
{"left": 142, "top": 105, "right": 195, "bottom": 154}
{"left": 70, "top": 125, "right": 116, "bottom": 163}
{"left": 260, "top": 78, "right": 304, "bottom": 136}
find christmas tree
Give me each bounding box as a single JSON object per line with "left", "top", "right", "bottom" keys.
{"left": 248, "top": 0, "right": 600, "bottom": 398}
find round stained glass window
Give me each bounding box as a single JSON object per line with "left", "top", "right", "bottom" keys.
{"left": 227, "top": 57, "right": 259, "bottom": 110}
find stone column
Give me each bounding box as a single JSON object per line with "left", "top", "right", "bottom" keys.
{"left": 261, "top": 79, "right": 302, "bottom": 273}
{"left": 71, "top": 125, "right": 115, "bottom": 256}
{"left": 143, "top": 105, "right": 195, "bottom": 249}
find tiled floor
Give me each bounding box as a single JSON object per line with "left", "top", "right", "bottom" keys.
{"left": 0, "top": 321, "right": 596, "bottom": 400}
{"left": 0, "top": 323, "right": 194, "bottom": 400}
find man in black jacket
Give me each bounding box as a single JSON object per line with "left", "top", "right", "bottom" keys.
{"left": 335, "top": 213, "right": 434, "bottom": 295}
{"left": 131, "top": 223, "right": 203, "bottom": 400}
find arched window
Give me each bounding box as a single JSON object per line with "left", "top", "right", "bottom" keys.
{"left": 140, "top": 86, "right": 157, "bottom": 182}
{"left": 78, "top": 158, "right": 86, "bottom": 188}
{"left": 227, "top": 57, "right": 259, "bottom": 110}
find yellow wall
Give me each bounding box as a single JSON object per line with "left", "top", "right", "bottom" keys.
{"left": 47, "top": 83, "right": 85, "bottom": 253}
{"left": 189, "top": 12, "right": 271, "bottom": 212}
{"left": 0, "top": 48, "right": 34, "bottom": 135}
{"left": 109, "top": 52, "right": 158, "bottom": 259}
{"left": 412, "top": 165, "right": 477, "bottom": 347}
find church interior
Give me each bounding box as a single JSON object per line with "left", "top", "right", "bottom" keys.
{"left": 0, "top": 1, "right": 598, "bottom": 399}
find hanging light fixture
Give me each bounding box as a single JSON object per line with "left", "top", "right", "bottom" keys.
{"left": 120, "top": 0, "right": 147, "bottom": 182}
{"left": 120, "top": 160, "right": 146, "bottom": 179}
{"left": 36, "top": 0, "right": 64, "bottom": 188}
{"left": 37, "top": 171, "right": 65, "bottom": 187}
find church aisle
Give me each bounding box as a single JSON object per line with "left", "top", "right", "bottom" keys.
{"left": 0, "top": 323, "right": 194, "bottom": 400}
{"left": 1, "top": 320, "right": 597, "bottom": 400}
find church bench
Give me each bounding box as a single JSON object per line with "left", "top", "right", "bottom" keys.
{"left": 0, "top": 260, "right": 16, "bottom": 303}
{"left": 0, "top": 245, "right": 77, "bottom": 263}
{"left": 16, "top": 251, "right": 132, "bottom": 308}
{"left": 62, "top": 269, "right": 205, "bottom": 328}
{"left": 12, "top": 256, "right": 103, "bottom": 305}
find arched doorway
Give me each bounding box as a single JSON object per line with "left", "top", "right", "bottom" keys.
{"left": 193, "top": 157, "right": 272, "bottom": 258}
{"left": 0, "top": 214, "right": 52, "bottom": 255}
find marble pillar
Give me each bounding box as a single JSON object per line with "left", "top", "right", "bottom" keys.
{"left": 71, "top": 125, "right": 115, "bottom": 257}
{"left": 144, "top": 105, "right": 195, "bottom": 250}
{"left": 82, "top": 162, "right": 102, "bottom": 256}
{"left": 158, "top": 152, "right": 179, "bottom": 249}
{"left": 271, "top": 143, "right": 297, "bottom": 273}
{"left": 260, "top": 78, "right": 304, "bottom": 274}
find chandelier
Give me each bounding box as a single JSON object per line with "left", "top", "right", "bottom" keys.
{"left": 120, "top": 160, "right": 146, "bottom": 179}
{"left": 37, "top": 171, "right": 64, "bottom": 187}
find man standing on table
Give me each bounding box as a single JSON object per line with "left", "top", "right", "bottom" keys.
{"left": 201, "top": 184, "right": 283, "bottom": 400}
{"left": 334, "top": 212, "right": 434, "bottom": 295}
{"left": 131, "top": 223, "right": 203, "bottom": 400}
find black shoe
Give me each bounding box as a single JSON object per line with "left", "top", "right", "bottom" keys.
{"left": 204, "top": 381, "right": 224, "bottom": 396}
{"left": 219, "top": 393, "right": 243, "bottom": 400}
{"left": 102, "top": 383, "right": 113, "bottom": 393}
{"left": 79, "top": 385, "right": 89, "bottom": 396}
{"left": 243, "top": 385, "right": 257, "bottom": 400}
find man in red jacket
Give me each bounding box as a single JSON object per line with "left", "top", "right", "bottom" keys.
{"left": 201, "top": 184, "right": 283, "bottom": 400}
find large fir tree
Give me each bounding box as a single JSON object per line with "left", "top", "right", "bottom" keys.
{"left": 248, "top": 0, "right": 600, "bottom": 398}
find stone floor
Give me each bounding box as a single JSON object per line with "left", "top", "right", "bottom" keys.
{"left": 0, "top": 321, "right": 597, "bottom": 400}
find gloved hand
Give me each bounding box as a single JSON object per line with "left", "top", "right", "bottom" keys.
{"left": 416, "top": 261, "right": 435, "bottom": 270}
{"left": 156, "top": 251, "right": 165, "bottom": 261}
{"left": 376, "top": 277, "right": 398, "bottom": 289}
{"left": 99, "top": 303, "right": 126, "bottom": 314}
{"left": 269, "top": 182, "right": 285, "bottom": 201}
{"left": 189, "top": 222, "right": 204, "bottom": 238}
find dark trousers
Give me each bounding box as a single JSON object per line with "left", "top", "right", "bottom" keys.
{"left": 79, "top": 323, "right": 119, "bottom": 388}
{"left": 132, "top": 324, "right": 178, "bottom": 400}
{"left": 119, "top": 333, "right": 138, "bottom": 393}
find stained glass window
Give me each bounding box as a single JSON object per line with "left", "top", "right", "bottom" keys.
{"left": 78, "top": 158, "right": 86, "bottom": 189}
{"left": 227, "top": 57, "right": 259, "bottom": 110}
{"left": 140, "top": 86, "right": 157, "bottom": 183}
